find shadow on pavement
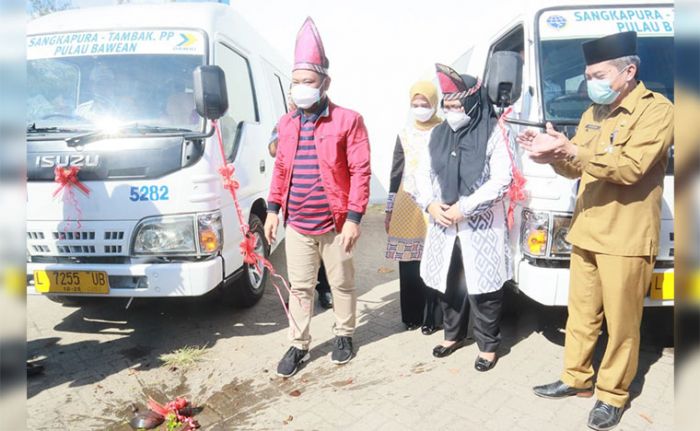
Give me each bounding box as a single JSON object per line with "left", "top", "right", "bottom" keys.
{"left": 500, "top": 288, "right": 673, "bottom": 404}
{"left": 27, "top": 237, "right": 302, "bottom": 399}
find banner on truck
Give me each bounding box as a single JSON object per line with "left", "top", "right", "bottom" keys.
{"left": 27, "top": 29, "right": 206, "bottom": 59}
{"left": 539, "top": 7, "right": 674, "bottom": 40}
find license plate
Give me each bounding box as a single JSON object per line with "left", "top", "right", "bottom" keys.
{"left": 34, "top": 270, "right": 110, "bottom": 294}
{"left": 650, "top": 272, "right": 673, "bottom": 300}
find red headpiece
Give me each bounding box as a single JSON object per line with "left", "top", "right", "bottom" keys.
{"left": 293, "top": 17, "right": 329, "bottom": 75}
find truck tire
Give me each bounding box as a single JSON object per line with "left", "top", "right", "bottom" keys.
{"left": 222, "top": 214, "right": 269, "bottom": 308}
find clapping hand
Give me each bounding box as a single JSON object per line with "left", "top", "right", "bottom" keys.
{"left": 516, "top": 122, "right": 576, "bottom": 164}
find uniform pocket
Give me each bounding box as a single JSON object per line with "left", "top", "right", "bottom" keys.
{"left": 317, "top": 134, "right": 347, "bottom": 169}
{"left": 594, "top": 130, "right": 631, "bottom": 156}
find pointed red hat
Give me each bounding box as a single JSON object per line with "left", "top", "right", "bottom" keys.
{"left": 293, "top": 17, "right": 329, "bottom": 75}
{"left": 435, "top": 63, "right": 480, "bottom": 101}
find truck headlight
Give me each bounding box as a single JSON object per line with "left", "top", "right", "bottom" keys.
{"left": 521, "top": 209, "right": 548, "bottom": 257}
{"left": 197, "top": 211, "right": 223, "bottom": 254}
{"left": 132, "top": 215, "right": 196, "bottom": 255}
{"left": 551, "top": 215, "right": 572, "bottom": 256}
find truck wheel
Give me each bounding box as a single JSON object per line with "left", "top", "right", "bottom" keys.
{"left": 222, "top": 215, "right": 269, "bottom": 308}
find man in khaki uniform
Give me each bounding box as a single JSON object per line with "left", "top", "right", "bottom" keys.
{"left": 517, "top": 31, "right": 673, "bottom": 431}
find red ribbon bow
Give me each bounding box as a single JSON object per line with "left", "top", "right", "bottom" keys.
{"left": 218, "top": 164, "right": 240, "bottom": 192}
{"left": 53, "top": 166, "right": 90, "bottom": 197}
{"left": 239, "top": 234, "right": 259, "bottom": 266}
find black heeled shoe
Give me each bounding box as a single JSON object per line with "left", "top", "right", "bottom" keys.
{"left": 421, "top": 325, "right": 440, "bottom": 335}
{"left": 432, "top": 338, "right": 467, "bottom": 358}
{"left": 474, "top": 355, "right": 497, "bottom": 372}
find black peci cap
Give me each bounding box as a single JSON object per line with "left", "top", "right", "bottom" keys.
{"left": 582, "top": 31, "right": 637, "bottom": 66}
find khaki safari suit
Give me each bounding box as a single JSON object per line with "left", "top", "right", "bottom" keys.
{"left": 551, "top": 81, "right": 673, "bottom": 407}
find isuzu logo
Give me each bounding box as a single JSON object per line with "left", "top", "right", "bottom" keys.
{"left": 35, "top": 154, "right": 100, "bottom": 168}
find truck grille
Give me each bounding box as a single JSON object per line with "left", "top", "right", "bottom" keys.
{"left": 52, "top": 231, "right": 95, "bottom": 240}
{"left": 57, "top": 245, "right": 97, "bottom": 254}
{"left": 26, "top": 222, "right": 132, "bottom": 257}
{"left": 104, "top": 245, "right": 123, "bottom": 254}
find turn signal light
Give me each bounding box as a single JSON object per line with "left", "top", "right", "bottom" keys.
{"left": 527, "top": 230, "right": 547, "bottom": 255}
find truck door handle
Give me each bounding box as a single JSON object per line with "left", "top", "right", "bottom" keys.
{"left": 259, "top": 160, "right": 265, "bottom": 173}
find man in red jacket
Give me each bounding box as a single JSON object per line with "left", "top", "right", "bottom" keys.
{"left": 264, "top": 17, "right": 371, "bottom": 377}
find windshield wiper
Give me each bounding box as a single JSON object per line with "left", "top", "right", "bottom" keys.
{"left": 26, "top": 123, "right": 88, "bottom": 134}
{"left": 65, "top": 124, "right": 198, "bottom": 147}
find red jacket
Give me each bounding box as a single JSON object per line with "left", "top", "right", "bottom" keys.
{"left": 267, "top": 101, "right": 371, "bottom": 231}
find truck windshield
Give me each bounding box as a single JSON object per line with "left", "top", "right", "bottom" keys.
{"left": 537, "top": 6, "right": 674, "bottom": 122}
{"left": 27, "top": 29, "right": 207, "bottom": 133}
{"left": 539, "top": 36, "right": 673, "bottom": 122}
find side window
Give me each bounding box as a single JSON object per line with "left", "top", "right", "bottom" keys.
{"left": 275, "top": 74, "right": 289, "bottom": 113}
{"left": 490, "top": 26, "right": 525, "bottom": 56}
{"left": 215, "top": 42, "right": 259, "bottom": 157}
{"left": 266, "top": 72, "right": 287, "bottom": 118}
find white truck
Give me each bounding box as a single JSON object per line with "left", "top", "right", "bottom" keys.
{"left": 455, "top": 0, "right": 674, "bottom": 306}
{"left": 26, "top": 3, "right": 291, "bottom": 306}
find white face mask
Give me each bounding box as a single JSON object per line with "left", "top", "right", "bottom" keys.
{"left": 446, "top": 110, "right": 470, "bottom": 131}
{"left": 291, "top": 82, "right": 323, "bottom": 109}
{"left": 412, "top": 106, "right": 435, "bottom": 123}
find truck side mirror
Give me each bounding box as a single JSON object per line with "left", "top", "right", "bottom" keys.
{"left": 193, "top": 65, "right": 229, "bottom": 120}
{"left": 486, "top": 51, "right": 523, "bottom": 107}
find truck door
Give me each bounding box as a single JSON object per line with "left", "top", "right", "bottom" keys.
{"left": 214, "top": 41, "right": 267, "bottom": 273}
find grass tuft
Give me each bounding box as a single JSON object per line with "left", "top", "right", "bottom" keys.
{"left": 159, "top": 345, "right": 208, "bottom": 369}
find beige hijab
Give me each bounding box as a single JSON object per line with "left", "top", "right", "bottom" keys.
{"left": 409, "top": 80, "right": 442, "bottom": 131}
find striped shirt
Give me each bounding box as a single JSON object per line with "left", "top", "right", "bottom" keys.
{"left": 287, "top": 104, "right": 334, "bottom": 235}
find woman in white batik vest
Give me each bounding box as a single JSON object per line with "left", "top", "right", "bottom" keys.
{"left": 385, "top": 81, "right": 443, "bottom": 334}
{"left": 412, "top": 64, "right": 513, "bottom": 372}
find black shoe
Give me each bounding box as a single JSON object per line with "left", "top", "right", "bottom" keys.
{"left": 331, "top": 336, "right": 354, "bottom": 365}
{"left": 276, "top": 346, "right": 310, "bottom": 377}
{"left": 533, "top": 380, "right": 594, "bottom": 399}
{"left": 405, "top": 323, "right": 420, "bottom": 331}
{"left": 474, "top": 355, "right": 497, "bottom": 372}
{"left": 587, "top": 400, "right": 623, "bottom": 431}
{"left": 318, "top": 291, "right": 333, "bottom": 309}
{"left": 432, "top": 339, "right": 467, "bottom": 358}
{"left": 421, "top": 325, "right": 439, "bottom": 335}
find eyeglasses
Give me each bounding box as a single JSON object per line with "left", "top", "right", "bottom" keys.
{"left": 442, "top": 106, "right": 465, "bottom": 114}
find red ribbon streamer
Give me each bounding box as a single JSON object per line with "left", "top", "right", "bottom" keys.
{"left": 213, "top": 120, "right": 307, "bottom": 335}
{"left": 53, "top": 166, "right": 90, "bottom": 231}
{"left": 498, "top": 107, "right": 528, "bottom": 229}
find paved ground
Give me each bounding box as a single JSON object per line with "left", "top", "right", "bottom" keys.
{"left": 27, "top": 206, "right": 674, "bottom": 430}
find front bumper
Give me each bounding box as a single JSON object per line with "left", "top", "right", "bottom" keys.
{"left": 515, "top": 259, "right": 674, "bottom": 307}
{"left": 26, "top": 257, "right": 224, "bottom": 298}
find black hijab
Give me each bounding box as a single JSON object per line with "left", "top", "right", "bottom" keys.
{"left": 429, "top": 74, "right": 497, "bottom": 205}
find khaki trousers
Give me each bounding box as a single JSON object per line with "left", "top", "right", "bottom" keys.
{"left": 561, "top": 246, "right": 654, "bottom": 407}
{"left": 285, "top": 226, "right": 356, "bottom": 350}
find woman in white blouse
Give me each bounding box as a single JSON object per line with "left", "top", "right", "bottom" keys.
{"left": 412, "top": 64, "right": 513, "bottom": 372}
